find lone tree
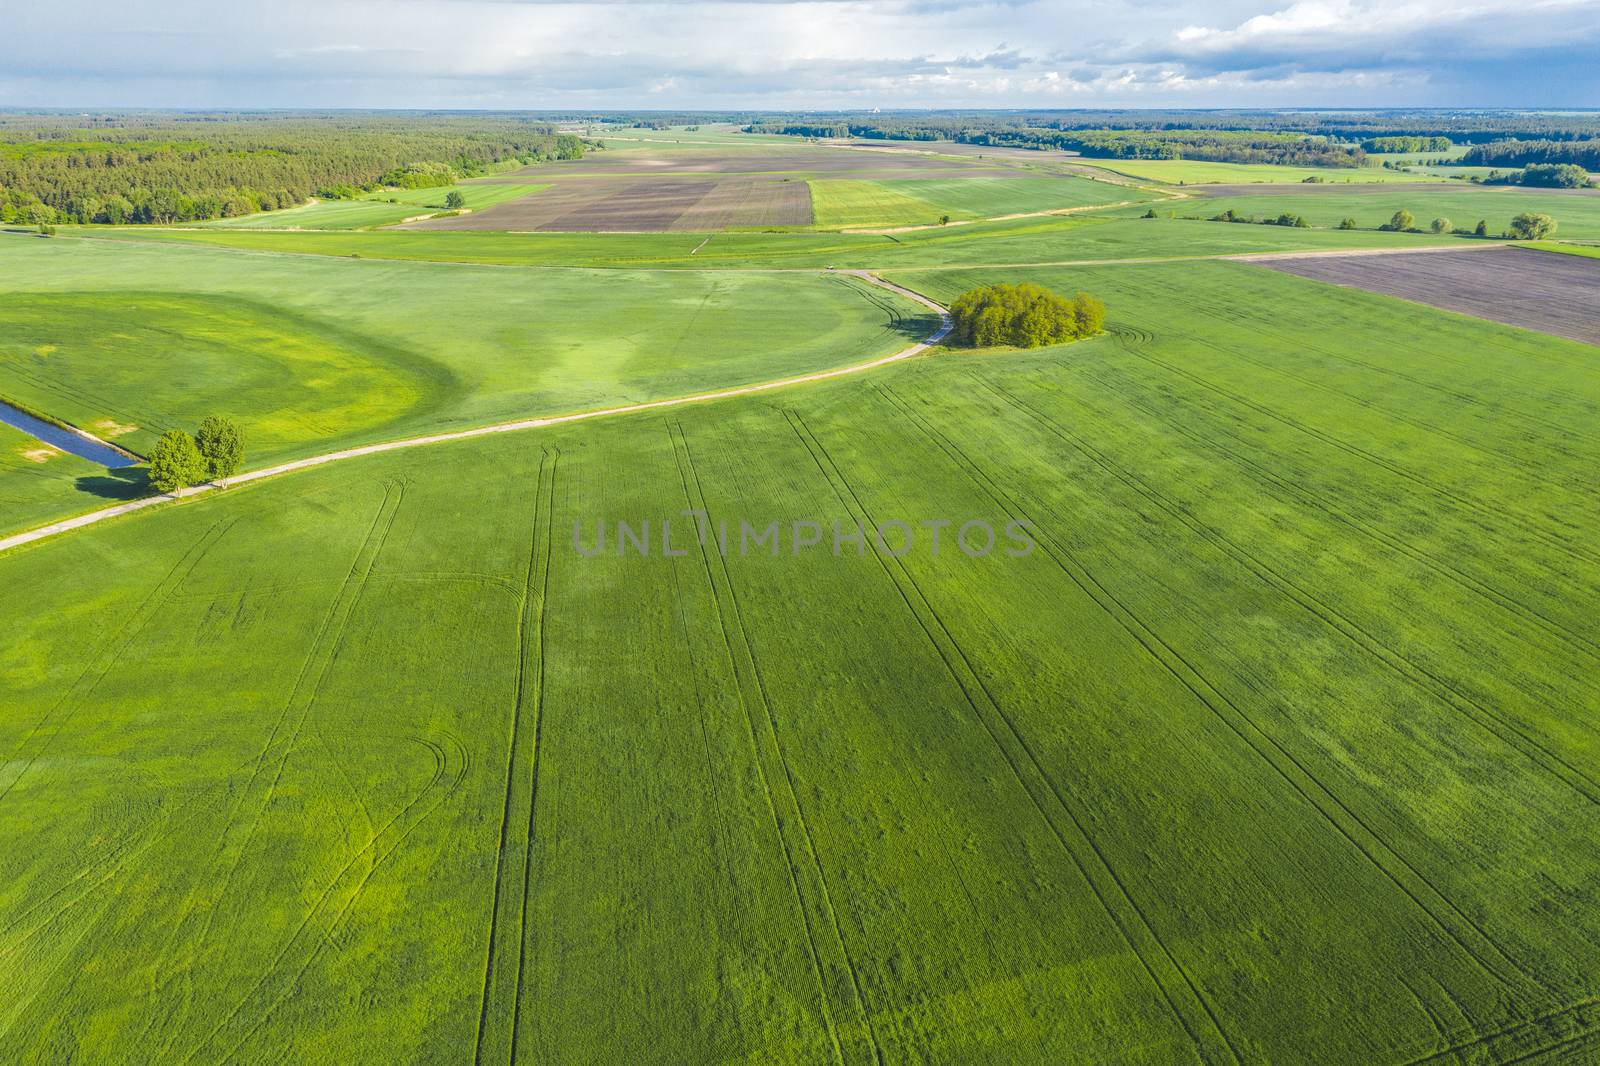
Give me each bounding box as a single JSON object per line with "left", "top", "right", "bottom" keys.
{"left": 1381, "top": 209, "right": 1415, "bottom": 232}
{"left": 950, "top": 283, "right": 1106, "bottom": 349}
{"left": 444, "top": 190, "right": 466, "bottom": 210}
{"left": 148, "top": 429, "right": 208, "bottom": 494}
{"left": 1509, "top": 212, "right": 1557, "bottom": 240}
{"left": 195, "top": 416, "right": 245, "bottom": 481}
{"left": 1431, "top": 217, "right": 1452, "bottom": 234}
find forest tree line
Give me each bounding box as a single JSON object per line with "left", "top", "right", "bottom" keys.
{"left": 0, "top": 112, "right": 588, "bottom": 225}
{"left": 1461, "top": 139, "right": 1600, "bottom": 172}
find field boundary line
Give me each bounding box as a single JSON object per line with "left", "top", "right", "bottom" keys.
{"left": 0, "top": 274, "right": 950, "bottom": 558}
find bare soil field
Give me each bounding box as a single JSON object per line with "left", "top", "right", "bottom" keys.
{"left": 410, "top": 175, "right": 814, "bottom": 231}
{"left": 1258, "top": 246, "right": 1600, "bottom": 346}
{"left": 475, "top": 147, "right": 987, "bottom": 180}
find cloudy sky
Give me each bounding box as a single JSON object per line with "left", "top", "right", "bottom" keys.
{"left": 4, "top": 0, "right": 1599, "bottom": 109}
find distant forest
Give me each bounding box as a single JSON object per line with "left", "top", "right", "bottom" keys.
{"left": 0, "top": 112, "right": 588, "bottom": 225}
{"left": 1462, "top": 139, "right": 1600, "bottom": 171}
{"left": 740, "top": 110, "right": 1600, "bottom": 170}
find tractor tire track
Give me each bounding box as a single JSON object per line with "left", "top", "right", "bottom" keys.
{"left": 669, "top": 420, "right": 876, "bottom": 1066}
{"left": 783, "top": 408, "right": 1240, "bottom": 1066}
{"left": 1086, "top": 335, "right": 1600, "bottom": 680}
{"left": 473, "top": 450, "right": 560, "bottom": 1066}
{"left": 1112, "top": 329, "right": 1600, "bottom": 575}
{"left": 952, "top": 377, "right": 1548, "bottom": 985}
{"left": 0, "top": 518, "right": 234, "bottom": 807}
{"left": 156, "top": 481, "right": 404, "bottom": 1058}
{"left": 865, "top": 385, "right": 1534, "bottom": 1000}
{"left": 183, "top": 732, "right": 468, "bottom": 1065}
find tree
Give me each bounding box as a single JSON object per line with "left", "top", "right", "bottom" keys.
{"left": 1519, "top": 163, "right": 1591, "bottom": 189}
{"left": 939, "top": 214, "right": 951, "bottom": 226}
{"left": 148, "top": 430, "right": 208, "bottom": 493}
{"left": 1509, "top": 212, "right": 1557, "bottom": 240}
{"left": 1431, "top": 217, "right": 1451, "bottom": 234}
{"left": 1338, "top": 217, "right": 1358, "bottom": 230}
{"left": 445, "top": 190, "right": 467, "bottom": 210}
{"left": 1382, "top": 209, "right": 1415, "bottom": 232}
{"left": 950, "top": 283, "right": 1104, "bottom": 349}
{"left": 1474, "top": 219, "right": 1489, "bottom": 237}
{"left": 195, "top": 416, "right": 245, "bottom": 481}
{"left": 1142, "top": 208, "right": 1158, "bottom": 218}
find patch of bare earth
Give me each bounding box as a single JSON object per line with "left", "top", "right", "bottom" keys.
{"left": 1257, "top": 246, "right": 1600, "bottom": 347}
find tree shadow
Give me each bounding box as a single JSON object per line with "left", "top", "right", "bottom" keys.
{"left": 75, "top": 465, "right": 150, "bottom": 502}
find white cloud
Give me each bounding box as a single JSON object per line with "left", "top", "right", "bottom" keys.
{"left": 1, "top": 0, "right": 1596, "bottom": 106}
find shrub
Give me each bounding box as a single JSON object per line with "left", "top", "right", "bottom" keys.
{"left": 445, "top": 190, "right": 466, "bottom": 210}
{"left": 195, "top": 416, "right": 245, "bottom": 481}
{"left": 950, "top": 283, "right": 1105, "bottom": 349}
{"left": 148, "top": 429, "right": 208, "bottom": 493}
{"left": 1509, "top": 212, "right": 1557, "bottom": 240}
{"left": 1338, "top": 217, "right": 1358, "bottom": 230}
{"left": 1431, "top": 217, "right": 1451, "bottom": 234}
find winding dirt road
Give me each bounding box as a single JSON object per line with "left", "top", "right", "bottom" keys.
{"left": 0, "top": 273, "right": 951, "bottom": 556}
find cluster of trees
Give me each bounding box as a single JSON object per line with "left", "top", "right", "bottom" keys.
{"left": 1461, "top": 139, "right": 1600, "bottom": 172}
{"left": 0, "top": 113, "right": 588, "bottom": 225}
{"left": 148, "top": 416, "right": 244, "bottom": 493}
{"left": 1371, "top": 209, "right": 1555, "bottom": 239}
{"left": 950, "top": 284, "right": 1106, "bottom": 349}
{"left": 1361, "top": 136, "right": 1453, "bottom": 153}
{"left": 1209, "top": 208, "right": 1311, "bottom": 228}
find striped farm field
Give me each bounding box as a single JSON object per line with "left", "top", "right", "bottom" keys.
{"left": 5, "top": 247, "right": 1600, "bottom": 1061}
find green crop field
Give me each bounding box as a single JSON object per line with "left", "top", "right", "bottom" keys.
{"left": 1071, "top": 158, "right": 1438, "bottom": 185}
{"left": 809, "top": 179, "right": 956, "bottom": 226}
{"left": 64, "top": 212, "right": 1461, "bottom": 269}
{"left": 200, "top": 184, "right": 550, "bottom": 230}
{"left": 1530, "top": 240, "right": 1600, "bottom": 259}
{"left": 808, "top": 175, "right": 1144, "bottom": 227}
{"left": 4, "top": 126, "right": 1600, "bottom": 1064}
{"left": 1155, "top": 186, "right": 1600, "bottom": 238}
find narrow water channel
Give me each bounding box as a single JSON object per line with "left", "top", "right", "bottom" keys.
{"left": 0, "top": 400, "right": 139, "bottom": 468}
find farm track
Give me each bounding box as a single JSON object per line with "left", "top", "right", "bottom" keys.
{"left": 669, "top": 421, "right": 877, "bottom": 1066}
{"left": 783, "top": 407, "right": 1241, "bottom": 1066}
{"left": 865, "top": 382, "right": 1540, "bottom": 1001}
{"left": 0, "top": 273, "right": 950, "bottom": 557}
